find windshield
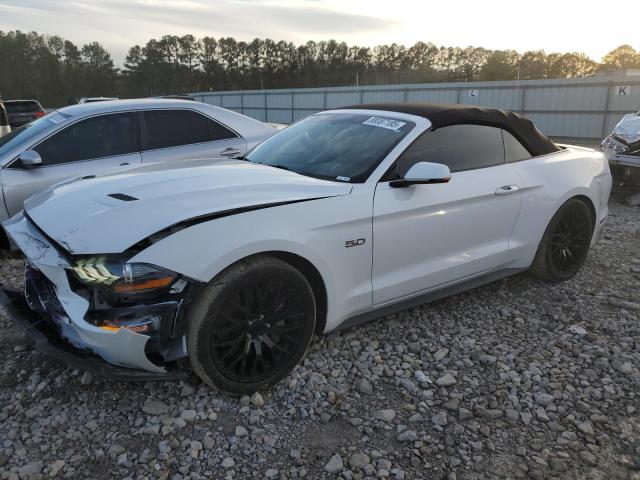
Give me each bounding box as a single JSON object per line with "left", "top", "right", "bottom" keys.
{"left": 0, "top": 112, "right": 69, "bottom": 158}
{"left": 246, "top": 112, "right": 414, "bottom": 183}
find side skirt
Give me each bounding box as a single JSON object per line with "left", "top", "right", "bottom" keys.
{"left": 329, "top": 267, "right": 527, "bottom": 333}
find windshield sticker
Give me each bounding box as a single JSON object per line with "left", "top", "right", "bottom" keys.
{"left": 48, "top": 113, "right": 65, "bottom": 124}
{"left": 336, "top": 176, "right": 351, "bottom": 182}
{"left": 362, "top": 116, "right": 406, "bottom": 131}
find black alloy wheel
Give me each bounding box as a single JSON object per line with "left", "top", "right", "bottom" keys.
{"left": 187, "top": 255, "right": 316, "bottom": 395}
{"left": 211, "top": 279, "right": 308, "bottom": 382}
{"left": 548, "top": 204, "right": 592, "bottom": 275}
{"left": 531, "top": 198, "right": 594, "bottom": 282}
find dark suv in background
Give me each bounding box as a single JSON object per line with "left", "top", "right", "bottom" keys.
{"left": 4, "top": 99, "right": 46, "bottom": 128}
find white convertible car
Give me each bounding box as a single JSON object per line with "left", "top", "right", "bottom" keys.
{"left": 1, "top": 103, "right": 612, "bottom": 394}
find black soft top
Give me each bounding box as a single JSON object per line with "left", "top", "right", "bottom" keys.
{"left": 340, "top": 102, "right": 560, "bottom": 156}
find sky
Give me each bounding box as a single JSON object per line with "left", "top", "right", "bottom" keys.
{"left": 0, "top": 0, "right": 639, "bottom": 66}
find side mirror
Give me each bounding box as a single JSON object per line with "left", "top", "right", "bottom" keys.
{"left": 19, "top": 150, "right": 42, "bottom": 168}
{"left": 390, "top": 161, "right": 451, "bottom": 188}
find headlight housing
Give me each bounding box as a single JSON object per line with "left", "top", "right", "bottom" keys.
{"left": 72, "top": 257, "right": 178, "bottom": 294}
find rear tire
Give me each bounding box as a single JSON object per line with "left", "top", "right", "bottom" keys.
{"left": 186, "top": 255, "right": 316, "bottom": 395}
{"left": 530, "top": 198, "right": 594, "bottom": 282}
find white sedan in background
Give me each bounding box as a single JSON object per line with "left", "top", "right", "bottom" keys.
{"left": 1, "top": 103, "right": 612, "bottom": 395}
{"left": 0, "top": 98, "right": 277, "bottom": 246}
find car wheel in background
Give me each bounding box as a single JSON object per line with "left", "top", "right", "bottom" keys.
{"left": 186, "top": 255, "right": 316, "bottom": 395}
{"left": 530, "top": 198, "right": 594, "bottom": 282}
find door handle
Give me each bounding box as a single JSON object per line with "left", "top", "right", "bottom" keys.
{"left": 495, "top": 185, "right": 519, "bottom": 195}
{"left": 120, "top": 163, "right": 130, "bottom": 166}
{"left": 219, "top": 148, "right": 242, "bottom": 157}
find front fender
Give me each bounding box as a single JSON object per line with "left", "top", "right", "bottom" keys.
{"left": 129, "top": 192, "right": 375, "bottom": 330}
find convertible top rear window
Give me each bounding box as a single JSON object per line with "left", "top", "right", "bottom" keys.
{"left": 246, "top": 113, "right": 414, "bottom": 183}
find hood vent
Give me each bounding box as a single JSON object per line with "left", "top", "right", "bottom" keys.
{"left": 108, "top": 193, "right": 138, "bottom": 202}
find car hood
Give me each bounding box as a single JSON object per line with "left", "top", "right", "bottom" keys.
{"left": 612, "top": 113, "right": 640, "bottom": 144}
{"left": 21, "top": 159, "right": 352, "bottom": 254}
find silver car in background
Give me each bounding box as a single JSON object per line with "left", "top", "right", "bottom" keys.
{"left": 0, "top": 99, "right": 277, "bottom": 245}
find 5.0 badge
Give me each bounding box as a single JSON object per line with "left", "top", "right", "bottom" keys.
{"left": 345, "top": 238, "right": 366, "bottom": 248}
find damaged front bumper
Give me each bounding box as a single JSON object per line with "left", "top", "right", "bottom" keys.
{"left": 0, "top": 212, "right": 190, "bottom": 381}
{"left": 0, "top": 286, "right": 187, "bottom": 381}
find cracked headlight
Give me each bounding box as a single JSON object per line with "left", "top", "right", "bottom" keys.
{"left": 72, "top": 257, "right": 178, "bottom": 293}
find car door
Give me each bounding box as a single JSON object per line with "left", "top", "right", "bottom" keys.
{"left": 371, "top": 124, "right": 523, "bottom": 305}
{"left": 140, "top": 109, "right": 247, "bottom": 163}
{"left": 1, "top": 112, "right": 141, "bottom": 216}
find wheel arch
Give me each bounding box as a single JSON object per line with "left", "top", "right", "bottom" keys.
{"left": 265, "top": 251, "right": 328, "bottom": 335}
{"left": 199, "top": 250, "right": 329, "bottom": 335}
{"left": 571, "top": 194, "right": 596, "bottom": 229}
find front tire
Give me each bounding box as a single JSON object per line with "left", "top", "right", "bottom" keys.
{"left": 530, "top": 198, "right": 594, "bottom": 282}
{"left": 186, "top": 255, "right": 316, "bottom": 395}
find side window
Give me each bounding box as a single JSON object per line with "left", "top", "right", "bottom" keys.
{"left": 143, "top": 110, "right": 236, "bottom": 150}
{"left": 502, "top": 130, "right": 532, "bottom": 162}
{"left": 33, "top": 113, "right": 135, "bottom": 166}
{"left": 396, "top": 124, "right": 505, "bottom": 176}
{"left": 209, "top": 118, "right": 237, "bottom": 141}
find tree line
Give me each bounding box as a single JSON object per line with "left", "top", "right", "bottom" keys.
{"left": 1, "top": 30, "right": 639, "bottom": 107}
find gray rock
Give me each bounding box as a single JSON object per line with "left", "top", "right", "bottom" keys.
{"left": 251, "top": 392, "right": 265, "bottom": 408}
{"left": 569, "top": 324, "right": 587, "bottom": 336}
{"left": 180, "top": 383, "right": 196, "bottom": 397}
{"left": 221, "top": 457, "right": 235, "bottom": 468}
{"left": 579, "top": 450, "right": 597, "bottom": 466}
{"left": 619, "top": 362, "right": 634, "bottom": 375}
{"left": 482, "top": 409, "right": 503, "bottom": 419}
{"left": 608, "top": 297, "right": 640, "bottom": 310}
{"left": 534, "top": 392, "right": 555, "bottom": 406}
{"left": 435, "top": 373, "right": 457, "bottom": 387}
{"left": 397, "top": 430, "right": 418, "bottom": 442}
{"left": 577, "top": 421, "right": 594, "bottom": 436}
{"left": 79, "top": 371, "right": 93, "bottom": 385}
{"left": 479, "top": 353, "right": 497, "bottom": 364}
{"left": 433, "top": 348, "right": 449, "bottom": 361}
{"left": 203, "top": 436, "right": 215, "bottom": 450}
{"left": 49, "top": 459, "right": 65, "bottom": 476}
{"left": 325, "top": 454, "right": 344, "bottom": 474}
{"left": 142, "top": 399, "right": 170, "bottom": 415}
{"left": 628, "top": 192, "right": 640, "bottom": 206}
{"left": 349, "top": 453, "right": 371, "bottom": 470}
{"left": 265, "top": 468, "right": 278, "bottom": 478}
{"left": 180, "top": 409, "right": 197, "bottom": 422}
{"left": 432, "top": 411, "right": 448, "bottom": 426}
{"left": 356, "top": 378, "right": 373, "bottom": 395}
{"left": 459, "top": 408, "right": 474, "bottom": 421}
{"left": 18, "top": 460, "right": 43, "bottom": 478}
{"left": 235, "top": 425, "right": 248, "bottom": 437}
{"left": 372, "top": 409, "right": 396, "bottom": 422}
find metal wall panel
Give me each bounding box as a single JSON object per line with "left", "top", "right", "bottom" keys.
{"left": 242, "top": 94, "right": 266, "bottom": 108}
{"left": 326, "top": 91, "right": 361, "bottom": 109}
{"left": 406, "top": 89, "right": 457, "bottom": 104}
{"left": 294, "top": 92, "right": 325, "bottom": 109}
{"left": 194, "top": 76, "right": 640, "bottom": 139}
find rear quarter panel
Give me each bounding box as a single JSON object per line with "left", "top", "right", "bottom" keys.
{"left": 508, "top": 147, "right": 611, "bottom": 268}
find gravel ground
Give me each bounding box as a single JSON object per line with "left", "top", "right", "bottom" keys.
{"left": 1, "top": 201, "right": 639, "bottom": 480}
